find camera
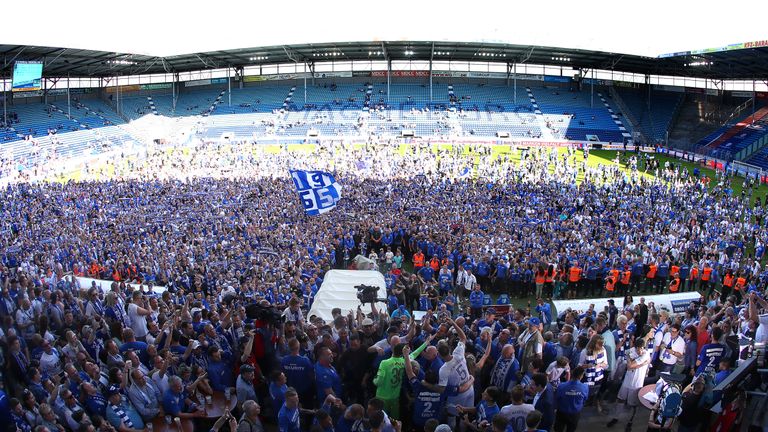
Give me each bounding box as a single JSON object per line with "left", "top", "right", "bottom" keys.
{"left": 245, "top": 302, "right": 284, "bottom": 325}
{"left": 356, "top": 284, "right": 384, "bottom": 304}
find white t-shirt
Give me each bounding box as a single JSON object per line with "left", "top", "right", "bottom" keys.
{"left": 151, "top": 370, "right": 170, "bottom": 394}
{"left": 128, "top": 303, "right": 148, "bottom": 338}
{"left": 660, "top": 333, "right": 686, "bottom": 366}
{"left": 622, "top": 348, "right": 650, "bottom": 390}
{"left": 756, "top": 314, "right": 768, "bottom": 344}
{"left": 498, "top": 403, "right": 535, "bottom": 432}
{"left": 39, "top": 349, "right": 62, "bottom": 377}
{"left": 439, "top": 342, "right": 474, "bottom": 405}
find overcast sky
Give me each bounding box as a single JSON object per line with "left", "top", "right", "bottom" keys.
{"left": 4, "top": 0, "right": 765, "bottom": 58}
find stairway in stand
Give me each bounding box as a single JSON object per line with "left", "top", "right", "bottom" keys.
{"left": 525, "top": 87, "right": 553, "bottom": 140}
{"left": 597, "top": 92, "right": 632, "bottom": 142}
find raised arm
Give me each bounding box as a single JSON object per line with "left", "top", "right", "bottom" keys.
{"left": 403, "top": 346, "right": 415, "bottom": 380}
{"left": 410, "top": 334, "right": 433, "bottom": 360}
{"left": 475, "top": 336, "right": 493, "bottom": 370}
{"left": 240, "top": 331, "right": 256, "bottom": 363}
{"left": 449, "top": 318, "right": 467, "bottom": 343}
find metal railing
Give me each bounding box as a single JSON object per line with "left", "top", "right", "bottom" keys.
{"left": 735, "top": 132, "right": 768, "bottom": 161}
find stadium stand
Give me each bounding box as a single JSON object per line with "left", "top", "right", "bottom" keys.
{"left": 531, "top": 85, "right": 625, "bottom": 142}
{"left": 695, "top": 106, "right": 768, "bottom": 158}
{"left": 614, "top": 88, "right": 684, "bottom": 143}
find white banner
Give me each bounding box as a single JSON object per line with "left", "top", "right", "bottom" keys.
{"left": 185, "top": 79, "right": 212, "bottom": 87}
{"left": 466, "top": 71, "right": 508, "bottom": 79}
{"left": 552, "top": 292, "right": 702, "bottom": 316}
{"left": 313, "top": 72, "right": 352, "bottom": 78}
{"left": 76, "top": 276, "right": 166, "bottom": 295}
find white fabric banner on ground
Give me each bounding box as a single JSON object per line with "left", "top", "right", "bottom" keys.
{"left": 76, "top": 276, "right": 166, "bottom": 295}
{"left": 308, "top": 270, "right": 388, "bottom": 321}
{"left": 552, "top": 292, "right": 702, "bottom": 315}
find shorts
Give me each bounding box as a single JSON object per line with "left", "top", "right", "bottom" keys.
{"left": 446, "top": 388, "right": 475, "bottom": 415}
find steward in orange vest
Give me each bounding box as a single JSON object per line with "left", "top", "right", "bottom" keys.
{"left": 413, "top": 250, "right": 425, "bottom": 270}
{"left": 668, "top": 273, "right": 681, "bottom": 292}
{"left": 605, "top": 269, "right": 619, "bottom": 292}
{"left": 567, "top": 264, "right": 581, "bottom": 299}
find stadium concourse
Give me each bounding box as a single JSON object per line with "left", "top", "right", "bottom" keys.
{"left": 0, "top": 136, "right": 765, "bottom": 432}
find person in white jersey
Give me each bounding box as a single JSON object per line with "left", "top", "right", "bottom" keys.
{"left": 497, "top": 385, "right": 534, "bottom": 432}
{"left": 438, "top": 318, "right": 474, "bottom": 424}
{"left": 658, "top": 323, "right": 686, "bottom": 373}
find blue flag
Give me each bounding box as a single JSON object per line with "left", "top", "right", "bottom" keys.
{"left": 290, "top": 170, "right": 342, "bottom": 216}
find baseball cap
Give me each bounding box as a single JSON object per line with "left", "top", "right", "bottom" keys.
{"left": 107, "top": 385, "right": 121, "bottom": 397}
{"left": 190, "top": 340, "right": 201, "bottom": 350}
{"left": 435, "top": 425, "right": 452, "bottom": 432}
{"left": 486, "top": 307, "right": 496, "bottom": 315}
{"left": 529, "top": 317, "right": 541, "bottom": 326}
{"left": 362, "top": 318, "right": 374, "bottom": 326}
{"left": 241, "top": 364, "right": 255, "bottom": 374}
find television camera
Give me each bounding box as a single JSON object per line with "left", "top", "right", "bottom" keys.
{"left": 356, "top": 284, "right": 386, "bottom": 305}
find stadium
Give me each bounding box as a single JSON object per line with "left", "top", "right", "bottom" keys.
{"left": 1, "top": 3, "right": 767, "bottom": 432}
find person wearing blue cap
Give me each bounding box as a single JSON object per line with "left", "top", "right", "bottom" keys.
{"left": 105, "top": 384, "right": 145, "bottom": 432}
{"left": 391, "top": 304, "right": 411, "bottom": 320}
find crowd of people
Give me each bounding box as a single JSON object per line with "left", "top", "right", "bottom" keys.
{"left": 0, "top": 141, "right": 766, "bottom": 432}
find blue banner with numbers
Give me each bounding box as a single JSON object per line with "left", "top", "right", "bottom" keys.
{"left": 290, "top": 170, "right": 342, "bottom": 216}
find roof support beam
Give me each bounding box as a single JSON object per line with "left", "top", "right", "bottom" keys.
{"left": 381, "top": 42, "right": 389, "bottom": 63}
{"left": 44, "top": 49, "right": 68, "bottom": 67}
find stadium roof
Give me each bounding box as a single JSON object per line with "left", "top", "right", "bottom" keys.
{"left": 1, "top": 41, "right": 767, "bottom": 81}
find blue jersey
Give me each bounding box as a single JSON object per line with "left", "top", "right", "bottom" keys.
{"left": 281, "top": 354, "right": 314, "bottom": 394}
{"left": 476, "top": 400, "right": 499, "bottom": 423}
{"left": 278, "top": 404, "right": 301, "bottom": 432}
{"left": 419, "top": 266, "right": 435, "bottom": 281}
{"left": 469, "top": 291, "right": 485, "bottom": 308}
{"left": 315, "top": 363, "right": 343, "bottom": 402}
{"left": 410, "top": 377, "right": 447, "bottom": 426}
{"left": 439, "top": 273, "right": 453, "bottom": 291}
{"left": 270, "top": 382, "right": 288, "bottom": 414}
{"left": 555, "top": 380, "right": 589, "bottom": 415}
{"left": 535, "top": 303, "right": 552, "bottom": 325}
{"left": 495, "top": 264, "right": 508, "bottom": 279}
{"left": 476, "top": 262, "right": 491, "bottom": 277}
{"left": 697, "top": 343, "right": 726, "bottom": 375}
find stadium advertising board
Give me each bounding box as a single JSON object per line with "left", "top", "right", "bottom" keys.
{"left": 432, "top": 71, "right": 467, "bottom": 78}
{"left": 12, "top": 61, "right": 43, "bottom": 92}
{"left": 371, "top": 71, "right": 430, "bottom": 77}
{"left": 653, "top": 85, "right": 685, "bottom": 93}
{"left": 731, "top": 91, "right": 753, "bottom": 98}
{"left": 11, "top": 88, "right": 89, "bottom": 98}
{"left": 186, "top": 79, "right": 212, "bottom": 87}
{"left": 583, "top": 78, "right": 610, "bottom": 85}
{"left": 661, "top": 39, "right": 768, "bottom": 58}
{"left": 105, "top": 85, "right": 141, "bottom": 93}
{"left": 553, "top": 292, "right": 701, "bottom": 315}
{"left": 313, "top": 72, "right": 352, "bottom": 78}
{"left": 13, "top": 90, "right": 43, "bottom": 99}
{"left": 544, "top": 75, "right": 571, "bottom": 83}
{"left": 140, "top": 83, "right": 172, "bottom": 90}
{"left": 466, "top": 72, "right": 507, "bottom": 79}
{"left": 185, "top": 78, "right": 227, "bottom": 87}
{"left": 243, "top": 75, "right": 268, "bottom": 83}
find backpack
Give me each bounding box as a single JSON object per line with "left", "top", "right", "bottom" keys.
{"left": 659, "top": 385, "right": 682, "bottom": 420}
